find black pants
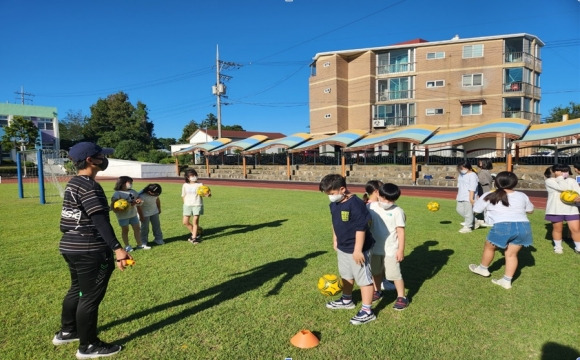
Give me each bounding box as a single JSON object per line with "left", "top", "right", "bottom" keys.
{"left": 59, "top": 251, "right": 115, "bottom": 346}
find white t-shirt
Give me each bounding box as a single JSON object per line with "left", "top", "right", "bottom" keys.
{"left": 138, "top": 192, "right": 159, "bottom": 217}
{"left": 367, "top": 202, "right": 406, "bottom": 256}
{"left": 545, "top": 176, "right": 580, "bottom": 215}
{"left": 182, "top": 182, "right": 203, "bottom": 206}
{"left": 473, "top": 191, "right": 533, "bottom": 225}
{"left": 456, "top": 172, "right": 479, "bottom": 201}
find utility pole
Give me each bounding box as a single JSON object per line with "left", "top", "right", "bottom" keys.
{"left": 212, "top": 45, "right": 242, "bottom": 138}
{"left": 15, "top": 86, "right": 34, "bottom": 105}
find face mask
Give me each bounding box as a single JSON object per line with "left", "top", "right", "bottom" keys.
{"left": 126, "top": 183, "right": 132, "bottom": 190}
{"left": 460, "top": 169, "right": 468, "bottom": 175}
{"left": 328, "top": 194, "right": 344, "bottom": 203}
{"left": 562, "top": 173, "right": 569, "bottom": 179}
{"left": 94, "top": 157, "right": 108, "bottom": 171}
{"left": 189, "top": 176, "right": 197, "bottom": 182}
{"left": 378, "top": 201, "right": 394, "bottom": 210}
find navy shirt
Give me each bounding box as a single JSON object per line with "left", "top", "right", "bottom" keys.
{"left": 329, "top": 195, "right": 374, "bottom": 253}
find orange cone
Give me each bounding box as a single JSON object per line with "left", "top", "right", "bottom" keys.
{"left": 290, "top": 330, "right": 319, "bottom": 348}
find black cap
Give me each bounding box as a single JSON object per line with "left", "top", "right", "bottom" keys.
{"left": 69, "top": 142, "right": 114, "bottom": 162}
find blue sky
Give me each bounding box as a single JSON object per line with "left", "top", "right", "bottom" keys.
{"left": 1, "top": 0, "right": 579, "bottom": 140}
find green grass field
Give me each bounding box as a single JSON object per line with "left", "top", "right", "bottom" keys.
{"left": 1, "top": 181, "right": 578, "bottom": 360}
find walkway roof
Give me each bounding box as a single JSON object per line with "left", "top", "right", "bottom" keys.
{"left": 515, "top": 118, "right": 580, "bottom": 143}
{"left": 422, "top": 119, "right": 531, "bottom": 146}
{"left": 289, "top": 129, "right": 368, "bottom": 153}
{"left": 208, "top": 135, "right": 269, "bottom": 154}
{"left": 174, "top": 138, "right": 232, "bottom": 154}
{"left": 345, "top": 125, "right": 439, "bottom": 152}
{"left": 243, "top": 133, "right": 312, "bottom": 155}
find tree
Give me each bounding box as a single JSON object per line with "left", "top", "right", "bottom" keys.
{"left": 546, "top": 101, "right": 580, "bottom": 123}
{"left": 155, "top": 137, "right": 177, "bottom": 150}
{"left": 84, "top": 91, "right": 155, "bottom": 156}
{"left": 114, "top": 139, "right": 148, "bottom": 160}
{"left": 178, "top": 120, "right": 200, "bottom": 143}
{"left": 59, "top": 110, "right": 87, "bottom": 150}
{"left": 1, "top": 116, "right": 39, "bottom": 151}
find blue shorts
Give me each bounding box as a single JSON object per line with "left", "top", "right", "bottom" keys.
{"left": 118, "top": 216, "right": 139, "bottom": 227}
{"left": 487, "top": 222, "right": 532, "bottom": 249}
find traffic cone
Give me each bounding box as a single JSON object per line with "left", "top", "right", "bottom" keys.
{"left": 290, "top": 329, "right": 319, "bottom": 348}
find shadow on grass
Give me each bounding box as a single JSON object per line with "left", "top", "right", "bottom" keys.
{"left": 541, "top": 341, "right": 580, "bottom": 360}
{"left": 401, "top": 240, "right": 453, "bottom": 303}
{"left": 544, "top": 222, "right": 576, "bottom": 250}
{"left": 487, "top": 245, "right": 536, "bottom": 281}
{"left": 161, "top": 219, "right": 288, "bottom": 244}
{"left": 374, "top": 240, "right": 453, "bottom": 312}
{"left": 100, "top": 250, "right": 326, "bottom": 344}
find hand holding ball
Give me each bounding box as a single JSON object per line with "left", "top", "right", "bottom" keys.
{"left": 113, "top": 199, "right": 129, "bottom": 211}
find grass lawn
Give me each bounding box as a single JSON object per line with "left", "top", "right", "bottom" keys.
{"left": 1, "top": 180, "right": 578, "bottom": 360}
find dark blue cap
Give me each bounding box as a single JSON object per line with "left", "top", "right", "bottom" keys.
{"left": 69, "top": 142, "right": 114, "bottom": 162}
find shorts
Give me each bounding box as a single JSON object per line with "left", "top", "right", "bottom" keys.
{"left": 383, "top": 255, "right": 403, "bottom": 281}
{"left": 486, "top": 222, "right": 533, "bottom": 249}
{"left": 183, "top": 205, "right": 204, "bottom": 216}
{"left": 370, "top": 254, "right": 384, "bottom": 276}
{"left": 118, "top": 216, "right": 139, "bottom": 227}
{"left": 545, "top": 214, "right": 580, "bottom": 222}
{"left": 337, "top": 249, "right": 373, "bottom": 286}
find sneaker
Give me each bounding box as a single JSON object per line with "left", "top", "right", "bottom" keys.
{"left": 480, "top": 221, "right": 493, "bottom": 227}
{"left": 473, "top": 221, "right": 481, "bottom": 230}
{"left": 491, "top": 278, "right": 512, "bottom": 289}
{"left": 381, "top": 280, "right": 396, "bottom": 291}
{"left": 326, "top": 298, "right": 356, "bottom": 310}
{"left": 52, "top": 331, "right": 79, "bottom": 345}
{"left": 459, "top": 227, "right": 472, "bottom": 234}
{"left": 460, "top": 222, "right": 466, "bottom": 226}
{"left": 188, "top": 236, "right": 201, "bottom": 245}
{"left": 372, "top": 291, "right": 383, "bottom": 303}
{"left": 393, "top": 297, "right": 409, "bottom": 310}
{"left": 469, "top": 264, "right": 491, "bottom": 277}
{"left": 575, "top": 248, "right": 580, "bottom": 254}
{"left": 124, "top": 245, "right": 133, "bottom": 253}
{"left": 76, "top": 340, "right": 122, "bottom": 359}
{"left": 135, "top": 244, "right": 151, "bottom": 250}
{"left": 554, "top": 247, "right": 563, "bottom": 254}
{"left": 154, "top": 239, "right": 165, "bottom": 245}
{"left": 349, "top": 310, "right": 376, "bottom": 325}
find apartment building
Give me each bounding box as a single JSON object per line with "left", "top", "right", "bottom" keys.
{"left": 309, "top": 33, "right": 543, "bottom": 141}
{"left": 0, "top": 103, "right": 59, "bottom": 161}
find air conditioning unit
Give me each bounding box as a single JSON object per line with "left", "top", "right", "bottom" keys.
{"left": 373, "top": 119, "right": 386, "bottom": 128}
{"left": 379, "top": 96, "right": 388, "bottom": 101}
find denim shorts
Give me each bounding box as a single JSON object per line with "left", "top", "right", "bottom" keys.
{"left": 118, "top": 215, "right": 139, "bottom": 227}
{"left": 487, "top": 222, "right": 532, "bottom": 249}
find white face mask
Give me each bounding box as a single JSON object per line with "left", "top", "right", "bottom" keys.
{"left": 460, "top": 169, "right": 468, "bottom": 175}
{"left": 125, "top": 183, "right": 132, "bottom": 189}
{"left": 189, "top": 176, "right": 197, "bottom": 182}
{"left": 562, "top": 173, "right": 569, "bottom": 179}
{"left": 378, "top": 201, "right": 394, "bottom": 210}
{"left": 328, "top": 194, "right": 344, "bottom": 203}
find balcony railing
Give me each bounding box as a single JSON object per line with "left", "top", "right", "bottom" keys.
{"left": 504, "top": 51, "right": 542, "bottom": 71}
{"left": 503, "top": 110, "right": 540, "bottom": 122}
{"left": 373, "top": 116, "right": 416, "bottom": 127}
{"left": 377, "top": 90, "right": 414, "bottom": 101}
{"left": 377, "top": 62, "right": 415, "bottom": 75}
{"left": 503, "top": 82, "right": 541, "bottom": 99}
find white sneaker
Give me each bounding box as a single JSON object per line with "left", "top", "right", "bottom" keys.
{"left": 125, "top": 245, "right": 134, "bottom": 252}
{"left": 460, "top": 222, "right": 466, "bottom": 226}
{"left": 491, "top": 278, "right": 512, "bottom": 289}
{"left": 554, "top": 247, "right": 563, "bottom": 254}
{"left": 473, "top": 221, "right": 481, "bottom": 230}
{"left": 469, "top": 264, "right": 491, "bottom": 277}
{"left": 459, "top": 227, "right": 472, "bottom": 233}
{"left": 136, "top": 244, "right": 151, "bottom": 250}
{"left": 480, "top": 221, "right": 493, "bottom": 227}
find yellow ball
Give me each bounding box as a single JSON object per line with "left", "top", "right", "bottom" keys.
{"left": 317, "top": 274, "right": 343, "bottom": 296}
{"left": 560, "top": 190, "right": 579, "bottom": 205}
{"left": 427, "top": 201, "right": 440, "bottom": 212}
{"left": 197, "top": 185, "right": 210, "bottom": 196}
{"left": 113, "top": 199, "right": 129, "bottom": 211}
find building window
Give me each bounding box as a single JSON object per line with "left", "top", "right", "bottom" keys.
{"left": 462, "top": 74, "right": 483, "bottom": 87}
{"left": 35, "top": 117, "right": 54, "bottom": 130}
{"left": 462, "top": 103, "right": 482, "bottom": 115}
{"left": 463, "top": 44, "right": 484, "bottom": 58}
{"left": 0, "top": 115, "right": 8, "bottom": 128}
{"left": 426, "top": 108, "right": 444, "bottom": 115}
{"left": 426, "top": 80, "right": 444, "bottom": 88}
{"left": 426, "top": 51, "right": 445, "bottom": 60}
{"left": 378, "top": 77, "right": 413, "bottom": 101}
